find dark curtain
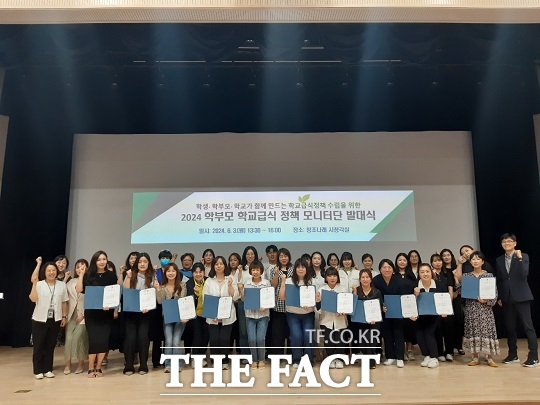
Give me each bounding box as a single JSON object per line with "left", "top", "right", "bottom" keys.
{"left": 0, "top": 23, "right": 539, "bottom": 346}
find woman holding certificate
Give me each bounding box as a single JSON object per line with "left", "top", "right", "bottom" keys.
{"left": 458, "top": 251, "right": 500, "bottom": 367}
{"left": 318, "top": 267, "right": 348, "bottom": 368}
{"left": 76, "top": 250, "right": 117, "bottom": 378}
{"left": 239, "top": 261, "right": 271, "bottom": 369}
{"left": 203, "top": 256, "right": 239, "bottom": 369}
{"left": 373, "top": 259, "right": 413, "bottom": 368}
{"left": 354, "top": 269, "right": 383, "bottom": 369}
{"left": 413, "top": 263, "right": 447, "bottom": 369}
{"left": 279, "top": 258, "right": 316, "bottom": 367}
{"left": 122, "top": 252, "right": 156, "bottom": 375}
{"left": 156, "top": 262, "right": 188, "bottom": 373}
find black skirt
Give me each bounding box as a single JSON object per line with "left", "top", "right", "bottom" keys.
{"left": 85, "top": 309, "right": 114, "bottom": 354}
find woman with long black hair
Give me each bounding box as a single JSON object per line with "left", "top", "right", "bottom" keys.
{"left": 122, "top": 252, "right": 157, "bottom": 375}
{"left": 76, "top": 250, "right": 117, "bottom": 378}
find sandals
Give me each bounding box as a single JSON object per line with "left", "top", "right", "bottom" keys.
{"left": 87, "top": 369, "right": 96, "bottom": 378}
{"left": 95, "top": 369, "right": 103, "bottom": 377}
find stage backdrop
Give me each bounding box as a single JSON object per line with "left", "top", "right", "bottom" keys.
{"left": 66, "top": 131, "right": 478, "bottom": 268}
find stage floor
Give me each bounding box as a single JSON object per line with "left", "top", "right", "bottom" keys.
{"left": 1, "top": 339, "right": 538, "bottom": 405}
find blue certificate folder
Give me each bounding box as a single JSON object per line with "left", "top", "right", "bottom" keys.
{"left": 84, "top": 286, "right": 120, "bottom": 310}
{"left": 244, "top": 288, "right": 263, "bottom": 311}
{"left": 123, "top": 288, "right": 143, "bottom": 312}
{"left": 417, "top": 293, "right": 438, "bottom": 315}
{"left": 384, "top": 295, "right": 406, "bottom": 318}
{"left": 320, "top": 289, "right": 338, "bottom": 313}
{"left": 351, "top": 299, "right": 381, "bottom": 323}
{"left": 162, "top": 298, "right": 197, "bottom": 323}
{"left": 461, "top": 276, "right": 488, "bottom": 299}
{"left": 162, "top": 299, "right": 181, "bottom": 324}
{"left": 202, "top": 295, "right": 221, "bottom": 319}
{"left": 285, "top": 284, "right": 301, "bottom": 308}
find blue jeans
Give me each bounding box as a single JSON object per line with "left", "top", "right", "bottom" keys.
{"left": 246, "top": 316, "right": 269, "bottom": 362}
{"left": 286, "top": 312, "right": 315, "bottom": 365}
{"left": 163, "top": 321, "right": 186, "bottom": 367}
{"left": 237, "top": 300, "right": 250, "bottom": 355}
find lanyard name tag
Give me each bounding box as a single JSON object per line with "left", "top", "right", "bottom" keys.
{"left": 47, "top": 307, "right": 55, "bottom": 319}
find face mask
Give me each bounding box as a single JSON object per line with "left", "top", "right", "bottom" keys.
{"left": 160, "top": 259, "right": 170, "bottom": 267}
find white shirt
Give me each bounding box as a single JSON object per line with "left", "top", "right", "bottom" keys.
{"left": 312, "top": 269, "right": 325, "bottom": 289}
{"left": 32, "top": 280, "right": 69, "bottom": 322}
{"left": 338, "top": 268, "right": 360, "bottom": 292}
{"left": 318, "top": 283, "right": 349, "bottom": 330}
{"left": 203, "top": 275, "right": 240, "bottom": 325}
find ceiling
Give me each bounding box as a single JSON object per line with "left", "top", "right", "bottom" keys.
{"left": 0, "top": 0, "right": 540, "bottom": 24}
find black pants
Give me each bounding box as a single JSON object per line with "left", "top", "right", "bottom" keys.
{"left": 416, "top": 316, "right": 439, "bottom": 358}
{"left": 503, "top": 300, "right": 538, "bottom": 359}
{"left": 436, "top": 315, "right": 455, "bottom": 356}
{"left": 124, "top": 312, "right": 151, "bottom": 372}
{"left": 322, "top": 326, "right": 346, "bottom": 356}
{"left": 381, "top": 318, "right": 405, "bottom": 360}
{"left": 149, "top": 304, "right": 164, "bottom": 367}
{"left": 347, "top": 317, "right": 361, "bottom": 354}
{"left": 208, "top": 323, "right": 233, "bottom": 358}
{"left": 269, "top": 310, "right": 290, "bottom": 355}
{"left": 191, "top": 316, "right": 210, "bottom": 356}
{"left": 358, "top": 323, "right": 381, "bottom": 355}
{"left": 32, "top": 319, "right": 61, "bottom": 374}
{"left": 182, "top": 317, "right": 194, "bottom": 355}
{"left": 452, "top": 297, "right": 464, "bottom": 350}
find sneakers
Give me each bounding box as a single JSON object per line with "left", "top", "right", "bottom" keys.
{"left": 44, "top": 371, "right": 55, "bottom": 378}
{"left": 335, "top": 360, "right": 344, "bottom": 369}
{"left": 383, "top": 359, "right": 396, "bottom": 366}
{"left": 428, "top": 358, "right": 439, "bottom": 368}
{"left": 407, "top": 351, "right": 415, "bottom": 361}
{"left": 420, "top": 356, "right": 430, "bottom": 367}
{"left": 487, "top": 358, "right": 498, "bottom": 368}
{"left": 164, "top": 366, "right": 171, "bottom": 373}
{"left": 437, "top": 356, "right": 446, "bottom": 362}
{"left": 523, "top": 358, "right": 539, "bottom": 368}
{"left": 34, "top": 373, "right": 44, "bottom": 380}
{"left": 446, "top": 354, "right": 454, "bottom": 362}
{"left": 396, "top": 360, "right": 404, "bottom": 368}
{"left": 222, "top": 363, "right": 229, "bottom": 370}
{"left": 503, "top": 355, "right": 520, "bottom": 364}
{"left": 329, "top": 360, "right": 336, "bottom": 369}
{"left": 292, "top": 363, "right": 299, "bottom": 369}
{"left": 468, "top": 358, "right": 480, "bottom": 366}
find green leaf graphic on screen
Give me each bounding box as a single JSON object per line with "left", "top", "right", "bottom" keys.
{"left": 298, "top": 194, "right": 310, "bottom": 203}
{"left": 132, "top": 192, "right": 160, "bottom": 224}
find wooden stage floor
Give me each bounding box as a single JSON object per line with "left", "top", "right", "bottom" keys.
{"left": 1, "top": 339, "right": 538, "bottom": 405}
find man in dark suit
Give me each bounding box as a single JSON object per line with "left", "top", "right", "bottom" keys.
{"left": 496, "top": 233, "right": 538, "bottom": 367}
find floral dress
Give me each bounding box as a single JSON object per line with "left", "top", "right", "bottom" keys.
{"left": 462, "top": 271, "right": 500, "bottom": 355}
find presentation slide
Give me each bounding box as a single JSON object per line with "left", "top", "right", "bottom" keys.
{"left": 66, "top": 131, "right": 478, "bottom": 266}
{"left": 131, "top": 190, "right": 416, "bottom": 243}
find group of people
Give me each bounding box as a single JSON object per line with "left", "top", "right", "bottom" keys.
{"left": 29, "top": 232, "right": 538, "bottom": 380}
